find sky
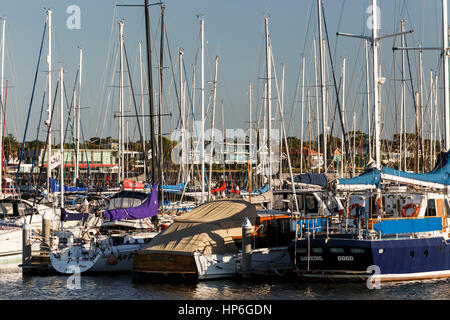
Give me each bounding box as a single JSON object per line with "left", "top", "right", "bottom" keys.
{"left": 0, "top": 0, "right": 447, "bottom": 145}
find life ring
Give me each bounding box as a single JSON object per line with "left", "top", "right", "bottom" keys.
{"left": 348, "top": 203, "right": 364, "bottom": 218}
{"left": 401, "top": 203, "right": 419, "bottom": 217}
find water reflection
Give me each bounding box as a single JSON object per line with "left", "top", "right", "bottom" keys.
{"left": 0, "top": 271, "right": 448, "bottom": 300}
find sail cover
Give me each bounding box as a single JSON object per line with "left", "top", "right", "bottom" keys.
{"left": 103, "top": 183, "right": 159, "bottom": 221}
{"left": 381, "top": 150, "right": 450, "bottom": 187}
{"left": 293, "top": 174, "right": 328, "bottom": 188}
{"left": 163, "top": 182, "right": 186, "bottom": 192}
{"left": 335, "top": 169, "right": 381, "bottom": 190}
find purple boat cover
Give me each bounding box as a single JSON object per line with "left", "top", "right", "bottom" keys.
{"left": 103, "top": 183, "right": 159, "bottom": 221}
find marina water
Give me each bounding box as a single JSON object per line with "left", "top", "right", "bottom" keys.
{"left": 0, "top": 270, "right": 449, "bottom": 300}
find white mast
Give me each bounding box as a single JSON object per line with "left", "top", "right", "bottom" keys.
{"left": 400, "top": 20, "right": 406, "bottom": 171}
{"left": 118, "top": 20, "right": 125, "bottom": 184}
{"left": 372, "top": 0, "right": 381, "bottom": 169}
{"left": 317, "top": 0, "right": 327, "bottom": 173}
{"left": 264, "top": 17, "right": 273, "bottom": 192}
{"left": 364, "top": 40, "right": 372, "bottom": 161}
{"left": 443, "top": 0, "right": 450, "bottom": 151}
{"left": 341, "top": 58, "right": 346, "bottom": 177}
{"left": 200, "top": 17, "right": 205, "bottom": 203}
{"left": 179, "top": 49, "right": 186, "bottom": 182}
{"left": 430, "top": 70, "right": 434, "bottom": 169}
{"left": 313, "top": 38, "right": 321, "bottom": 173}
{"left": 46, "top": 9, "right": 52, "bottom": 194}
{"left": 280, "top": 64, "right": 285, "bottom": 181}
{"left": 59, "top": 67, "right": 64, "bottom": 208}
{"left": 208, "top": 56, "right": 218, "bottom": 201}
{"left": 0, "top": 18, "right": 5, "bottom": 192}
{"left": 300, "top": 56, "right": 305, "bottom": 174}
{"left": 139, "top": 41, "right": 147, "bottom": 179}
{"left": 75, "top": 48, "right": 82, "bottom": 184}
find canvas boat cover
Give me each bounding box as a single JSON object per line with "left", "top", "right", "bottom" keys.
{"left": 137, "top": 199, "right": 259, "bottom": 256}
{"left": 292, "top": 173, "right": 328, "bottom": 188}
{"left": 103, "top": 183, "right": 158, "bottom": 221}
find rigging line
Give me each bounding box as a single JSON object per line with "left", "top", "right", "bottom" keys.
{"left": 15, "top": 21, "right": 46, "bottom": 185}
{"left": 333, "top": 0, "right": 346, "bottom": 66}
{"left": 322, "top": 2, "right": 353, "bottom": 177}
{"left": 80, "top": 119, "right": 91, "bottom": 187}
{"left": 63, "top": 69, "right": 78, "bottom": 145}
{"left": 30, "top": 79, "right": 59, "bottom": 221}
{"left": 123, "top": 41, "right": 148, "bottom": 180}
{"left": 30, "top": 91, "right": 46, "bottom": 190}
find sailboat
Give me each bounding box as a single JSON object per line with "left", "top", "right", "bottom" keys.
{"left": 289, "top": 0, "right": 450, "bottom": 283}
{"left": 49, "top": 183, "right": 160, "bottom": 274}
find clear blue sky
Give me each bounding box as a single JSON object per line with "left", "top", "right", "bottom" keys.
{"left": 0, "top": 0, "right": 447, "bottom": 144}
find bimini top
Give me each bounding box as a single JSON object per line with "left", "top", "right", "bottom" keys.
{"left": 136, "top": 199, "right": 259, "bottom": 256}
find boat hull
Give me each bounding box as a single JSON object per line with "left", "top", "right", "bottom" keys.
{"left": 289, "top": 236, "right": 450, "bottom": 282}
{"left": 0, "top": 228, "right": 22, "bottom": 270}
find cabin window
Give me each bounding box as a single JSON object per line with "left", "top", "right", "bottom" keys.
{"left": 424, "top": 250, "right": 429, "bottom": 257}
{"left": 426, "top": 199, "right": 437, "bottom": 217}
{"left": 329, "top": 248, "right": 345, "bottom": 254}
{"left": 305, "top": 195, "right": 318, "bottom": 212}
{"left": 0, "top": 203, "right": 14, "bottom": 216}
{"left": 410, "top": 251, "right": 415, "bottom": 259}
{"left": 350, "top": 248, "right": 365, "bottom": 254}
{"left": 296, "top": 248, "right": 307, "bottom": 254}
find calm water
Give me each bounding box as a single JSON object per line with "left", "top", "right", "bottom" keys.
{"left": 0, "top": 270, "right": 449, "bottom": 300}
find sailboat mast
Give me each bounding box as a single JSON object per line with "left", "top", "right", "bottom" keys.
{"left": 159, "top": 5, "right": 165, "bottom": 203}
{"left": 46, "top": 9, "right": 52, "bottom": 194}
{"left": 0, "top": 18, "right": 5, "bottom": 192}
{"left": 200, "top": 17, "right": 206, "bottom": 203}
{"left": 443, "top": 0, "right": 450, "bottom": 151}
{"left": 372, "top": 0, "right": 381, "bottom": 169}
{"left": 59, "top": 67, "right": 64, "bottom": 208}
{"left": 75, "top": 48, "right": 82, "bottom": 183}
{"left": 264, "top": 17, "right": 272, "bottom": 192}
{"left": 400, "top": 20, "right": 406, "bottom": 171}
{"left": 341, "top": 58, "right": 346, "bottom": 177}
{"left": 144, "top": 0, "right": 157, "bottom": 184}
{"left": 118, "top": 20, "right": 125, "bottom": 184}
{"left": 365, "top": 40, "right": 372, "bottom": 161}
{"left": 313, "top": 38, "right": 321, "bottom": 173}
{"left": 208, "top": 56, "right": 218, "bottom": 201}
{"left": 300, "top": 56, "right": 305, "bottom": 175}
{"left": 317, "top": 0, "right": 327, "bottom": 173}
{"left": 179, "top": 49, "right": 186, "bottom": 182}
{"left": 139, "top": 41, "right": 147, "bottom": 180}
